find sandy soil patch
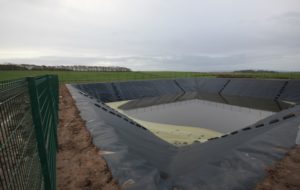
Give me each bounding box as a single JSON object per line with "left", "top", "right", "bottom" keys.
{"left": 255, "top": 146, "right": 300, "bottom": 190}
{"left": 56, "top": 85, "right": 120, "bottom": 190}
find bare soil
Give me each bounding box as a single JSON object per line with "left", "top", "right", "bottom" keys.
{"left": 255, "top": 146, "right": 300, "bottom": 190}
{"left": 57, "top": 85, "right": 120, "bottom": 190}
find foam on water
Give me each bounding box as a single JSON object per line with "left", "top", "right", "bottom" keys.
{"left": 107, "top": 95, "right": 275, "bottom": 145}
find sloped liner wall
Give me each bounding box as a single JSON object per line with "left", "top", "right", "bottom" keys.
{"left": 68, "top": 78, "right": 300, "bottom": 190}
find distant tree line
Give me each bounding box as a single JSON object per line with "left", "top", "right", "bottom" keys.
{"left": 233, "top": 70, "right": 278, "bottom": 73}
{"left": 0, "top": 63, "right": 131, "bottom": 72}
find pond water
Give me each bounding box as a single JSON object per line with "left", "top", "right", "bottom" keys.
{"left": 106, "top": 93, "right": 292, "bottom": 146}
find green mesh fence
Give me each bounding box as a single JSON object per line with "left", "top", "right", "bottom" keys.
{"left": 0, "top": 75, "right": 59, "bottom": 190}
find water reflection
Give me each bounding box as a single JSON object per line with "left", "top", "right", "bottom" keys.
{"left": 107, "top": 92, "right": 293, "bottom": 146}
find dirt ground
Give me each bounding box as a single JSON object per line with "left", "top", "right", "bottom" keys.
{"left": 255, "top": 146, "right": 300, "bottom": 190}
{"left": 56, "top": 85, "right": 120, "bottom": 190}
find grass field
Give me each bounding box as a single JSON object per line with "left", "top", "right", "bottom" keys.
{"left": 0, "top": 70, "right": 214, "bottom": 83}
{"left": 0, "top": 70, "right": 300, "bottom": 83}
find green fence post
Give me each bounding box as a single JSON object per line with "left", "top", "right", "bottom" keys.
{"left": 27, "top": 77, "right": 52, "bottom": 190}
{"left": 47, "top": 75, "right": 59, "bottom": 150}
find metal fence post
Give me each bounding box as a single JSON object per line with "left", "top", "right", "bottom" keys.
{"left": 27, "top": 77, "right": 52, "bottom": 190}
{"left": 47, "top": 75, "right": 59, "bottom": 150}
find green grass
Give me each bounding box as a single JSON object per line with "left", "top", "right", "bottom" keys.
{"left": 0, "top": 70, "right": 299, "bottom": 83}
{"left": 217, "top": 72, "right": 300, "bottom": 79}
{"left": 0, "top": 70, "right": 215, "bottom": 83}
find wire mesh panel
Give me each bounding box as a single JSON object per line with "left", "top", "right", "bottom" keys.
{"left": 28, "top": 75, "right": 58, "bottom": 190}
{"left": 0, "top": 75, "right": 58, "bottom": 190}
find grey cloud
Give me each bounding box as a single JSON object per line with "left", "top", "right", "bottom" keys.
{"left": 272, "top": 11, "right": 300, "bottom": 24}
{"left": 0, "top": 0, "right": 300, "bottom": 71}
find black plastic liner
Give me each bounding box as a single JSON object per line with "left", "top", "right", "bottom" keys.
{"left": 68, "top": 78, "right": 300, "bottom": 190}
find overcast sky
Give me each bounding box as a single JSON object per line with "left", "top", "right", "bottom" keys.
{"left": 0, "top": 0, "right": 300, "bottom": 71}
